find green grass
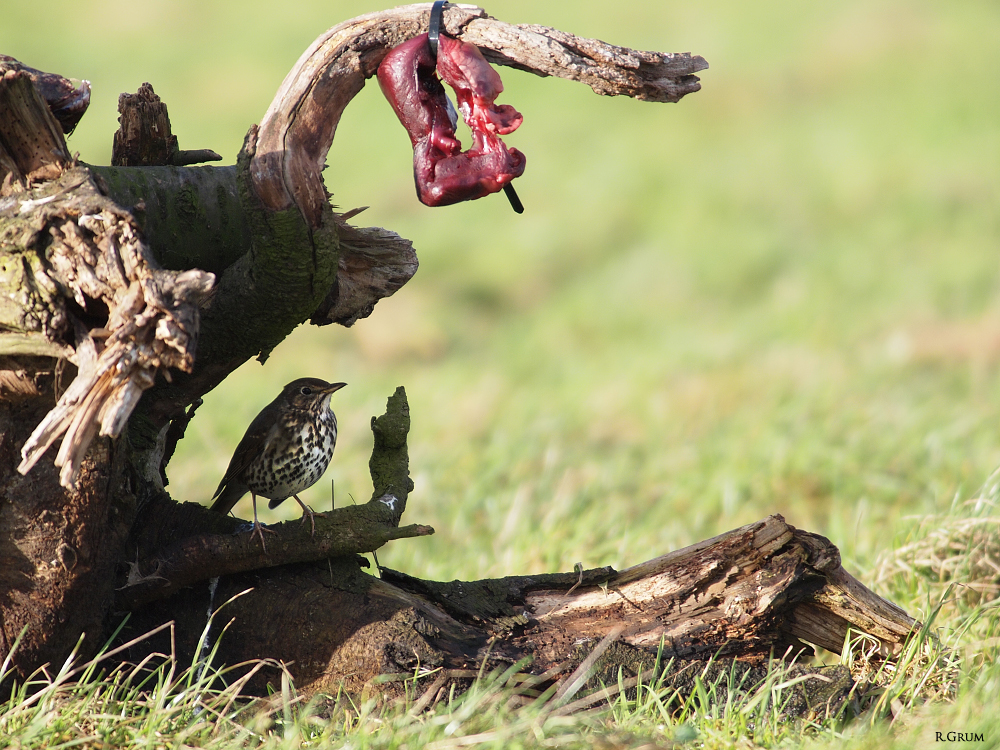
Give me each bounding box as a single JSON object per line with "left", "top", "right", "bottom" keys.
{"left": 3, "top": 0, "right": 1000, "bottom": 746}
{"left": 1, "top": 504, "right": 996, "bottom": 749}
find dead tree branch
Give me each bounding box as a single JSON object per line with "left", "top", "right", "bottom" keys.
{"left": 1, "top": 66, "right": 213, "bottom": 487}
{"left": 121, "top": 513, "right": 914, "bottom": 705}
{"left": 1, "top": 6, "right": 709, "bottom": 690}
{"left": 111, "top": 83, "right": 221, "bottom": 167}
{"left": 253, "top": 2, "right": 707, "bottom": 230}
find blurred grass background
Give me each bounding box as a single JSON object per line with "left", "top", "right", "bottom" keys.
{"left": 4, "top": 0, "right": 999, "bottom": 583}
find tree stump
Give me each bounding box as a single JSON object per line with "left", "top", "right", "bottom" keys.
{"left": 1, "top": 5, "right": 915, "bottom": 711}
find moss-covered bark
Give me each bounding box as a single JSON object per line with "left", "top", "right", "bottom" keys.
{"left": 369, "top": 385, "right": 414, "bottom": 520}
{"left": 91, "top": 164, "right": 248, "bottom": 274}
{"left": 136, "top": 130, "right": 341, "bottom": 429}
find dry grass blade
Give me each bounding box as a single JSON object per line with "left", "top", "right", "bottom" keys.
{"left": 872, "top": 498, "right": 1000, "bottom": 605}
{"left": 553, "top": 625, "right": 626, "bottom": 705}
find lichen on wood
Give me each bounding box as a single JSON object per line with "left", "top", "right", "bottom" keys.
{"left": 90, "top": 164, "right": 249, "bottom": 274}
{"left": 368, "top": 386, "right": 415, "bottom": 523}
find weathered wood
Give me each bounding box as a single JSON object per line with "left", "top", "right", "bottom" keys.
{"left": 252, "top": 2, "right": 707, "bottom": 230}
{"left": 117, "top": 386, "right": 422, "bottom": 608}
{"left": 312, "top": 214, "right": 419, "bottom": 328}
{"left": 111, "top": 83, "right": 221, "bottom": 167}
{"left": 118, "top": 386, "right": 914, "bottom": 704}
{"left": 4, "top": 7, "right": 705, "bottom": 441}
{"left": 0, "top": 55, "right": 90, "bottom": 136}
{"left": 0, "top": 161, "right": 212, "bottom": 681}
{"left": 367, "top": 385, "right": 415, "bottom": 512}
{"left": 117, "top": 505, "right": 432, "bottom": 610}
{"left": 0, "top": 333, "right": 74, "bottom": 359}
{"left": 0, "top": 69, "right": 71, "bottom": 189}
{"left": 90, "top": 166, "right": 418, "bottom": 329}
{"left": 0, "top": 7, "right": 720, "bottom": 700}
{"left": 112, "top": 83, "right": 178, "bottom": 167}
{"left": 514, "top": 519, "right": 918, "bottom": 662}
{"left": 3, "top": 168, "right": 214, "bottom": 487}
{"left": 120, "top": 513, "right": 912, "bottom": 706}
{"left": 0, "top": 67, "right": 209, "bottom": 679}
{"left": 0, "top": 394, "right": 131, "bottom": 685}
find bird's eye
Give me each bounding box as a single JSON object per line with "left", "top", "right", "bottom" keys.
{"left": 300, "top": 386, "right": 313, "bottom": 395}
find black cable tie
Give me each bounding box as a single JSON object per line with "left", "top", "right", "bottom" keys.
{"left": 428, "top": 0, "right": 446, "bottom": 60}
{"left": 503, "top": 183, "right": 524, "bottom": 214}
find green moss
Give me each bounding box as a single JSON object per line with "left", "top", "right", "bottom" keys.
{"left": 90, "top": 163, "right": 248, "bottom": 273}
{"left": 215, "top": 183, "right": 230, "bottom": 227}
{"left": 369, "top": 386, "right": 414, "bottom": 506}
{"left": 126, "top": 407, "right": 162, "bottom": 452}
{"left": 174, "top": 182, "right": 204, "bottom": 225}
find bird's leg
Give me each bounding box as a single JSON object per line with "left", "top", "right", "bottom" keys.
{"left": 250, "top": 493, "right": 278, "bottom": 551}
{"left": 291, "top": 494, "right": 326, "bottom": 537}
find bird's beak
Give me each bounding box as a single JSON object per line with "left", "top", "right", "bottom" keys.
{"left": 324, "top": 382, "right": 348, "bottom": 394}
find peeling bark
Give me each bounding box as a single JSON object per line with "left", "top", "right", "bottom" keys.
{"left": 0, "top": 55, "right": 90, "bottom": 137}
{"left": 0, "top": 69, "right": 72, "bottom": 188}
{"left": 120, "top": 513, "right": 911, "bottom": 712}
{"left": 3, "top": 166, "right": 213, "bottom": 487}
{"left": 115, "top": 393, "right": 915, "bottom": 709}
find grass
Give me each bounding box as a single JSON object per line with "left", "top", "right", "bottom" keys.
{"left": 3, "top": 0, "right": 1000, "bottom": 746}
{"left": 1, "top": 504, "right": 996, "bottom": 749}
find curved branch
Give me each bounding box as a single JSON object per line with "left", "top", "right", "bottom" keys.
{"left": 252, "top": 2, "right": 707, "bottom": 225}
{"left": 9, "top": 8, "right": 706, "bottom": 436}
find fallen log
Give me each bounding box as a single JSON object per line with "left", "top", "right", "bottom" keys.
{"left": 119, "top": 390, "right": 916, "bottom": 712}
{"left": 119, "top": 511, "right": 910, "bottom": 713}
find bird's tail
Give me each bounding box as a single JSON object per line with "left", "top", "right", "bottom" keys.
{"left": 209, "top": 481, "right": 248, "bottom": 515}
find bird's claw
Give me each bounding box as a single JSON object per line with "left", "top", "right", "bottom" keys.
{"left": 292, "top": 496, "right": 327, "bottom": 537}
{"left": 251, "top": 520, "right": 278, "bottom": 552}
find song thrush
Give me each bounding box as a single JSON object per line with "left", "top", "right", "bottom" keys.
{"left": 210, "top": 377, "right": 347, "bottom": 550}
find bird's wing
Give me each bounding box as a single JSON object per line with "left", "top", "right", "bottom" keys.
{"left": 211, "top": 409, "right": 280, "bottom": 500}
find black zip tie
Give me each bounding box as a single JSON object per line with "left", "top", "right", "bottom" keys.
{"left": 428, "top": 0, "right": 445, "bottom": 60}
{"left": 429, "top": 0, "right": 524, "bottom": 214}
{"left": 503, "top": 183, "right": 524, "bottom": 213}
{"left": 428, "top": 3, "right": 458, "bottom": 143}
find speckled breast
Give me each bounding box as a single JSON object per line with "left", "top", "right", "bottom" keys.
{"left": 246, "top": 407, "right": 338, "bottom": 501}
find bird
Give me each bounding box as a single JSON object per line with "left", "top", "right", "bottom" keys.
{"left": 209, "top": 377, "right": 347, "bottom": 551}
